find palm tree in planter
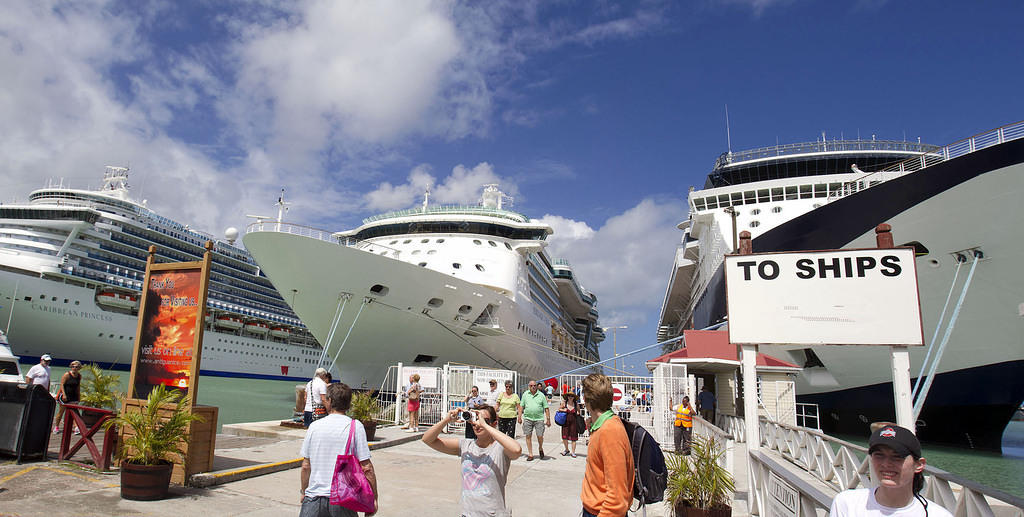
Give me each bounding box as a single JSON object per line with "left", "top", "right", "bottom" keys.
{"left": 78, "top": 364, "right": 123, "bottom": 427}
{"left": 106, "top": 385, "right": 203, "bottom": 500}
{"left": 666, "top": 434, "right": 735, "bottom": 517}
{"left": 348, "top": 391, "right": 380, "bottom": 441}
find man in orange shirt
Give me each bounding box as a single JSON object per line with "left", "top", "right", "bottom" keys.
{"left": 580, "top": 373, "right": 634, "bottom": 517}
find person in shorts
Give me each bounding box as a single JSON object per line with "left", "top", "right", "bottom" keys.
{"left": 405, "top": 373, "right": 423, "bottom": 432}
{"left": 517, "top": 380, "right": 550, "bottom": 460}
{"left": 830, "top": 423, "right": 951, "bottom": 517}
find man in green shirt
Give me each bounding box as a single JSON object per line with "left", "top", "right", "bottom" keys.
{"left": 518, "top": 380, "right": 551, "bottom": 460}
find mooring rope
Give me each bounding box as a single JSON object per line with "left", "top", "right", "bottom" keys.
{"left": 316, "top": 292, "right": 351, "bottom": 370}
{"left": 912, "top": 258, "right": 964, "bottom": 401}
{"left": 327, "top": 297, "right": 371, "bottom": 373}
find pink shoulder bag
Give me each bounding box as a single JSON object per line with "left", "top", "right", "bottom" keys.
{"left": 329, "top": 421, "right": 376, "bottom": 512}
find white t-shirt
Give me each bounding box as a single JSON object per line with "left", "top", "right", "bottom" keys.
{"left": 830, "top": 488, "right": 952, "bottom": 517}
{"left": 26, "top": 364, "right": 50, "bottom": 387}
{"left": 459, "top": 438, "right": 512, "bottom": 517}
{"left": 304, "top": 377, "right": 327, "bottom": 412}
{"left": 300, "top": 414, "right": 371, "bottom": 497}
{"left": 483, "top": 388, "right": 500, "bottom": 408}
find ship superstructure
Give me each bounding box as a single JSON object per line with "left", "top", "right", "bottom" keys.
{"left": 658, "top": 123, "right": 1024, "bottom": 451}
{"left": 243, "top": 185, "right": 603, "bottom": 389}
{"left": 0, "top": 167, "right": 334, "bottom": 380}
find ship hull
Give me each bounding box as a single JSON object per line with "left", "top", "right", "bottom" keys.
{"left": 0, "top": 268, "right": 331, "bottom": 382}
{"left": 697, "top": 137, "right": 1024, "bottom": 451}
{"left": 242, "top": 231, "right": 583, "bottom": 389}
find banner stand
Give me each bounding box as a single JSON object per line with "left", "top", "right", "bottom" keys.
{"left": 120, "top": 242, "right": 218, "bottom": 485}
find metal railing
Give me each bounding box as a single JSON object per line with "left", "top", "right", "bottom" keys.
{"left": 714, "top": 139, "right": 940, "bottom": 171}
{"left": 362, "top": 205, "right": 529, "bottom": 224}
{"left": 827, "top": 120, "right": 1024, "bottom": 204}
{"left": 244, "top": 221, "right": 402, "bottom": 258}
{"left": 752, "top": 419, "right": 1024, "bottom": 517}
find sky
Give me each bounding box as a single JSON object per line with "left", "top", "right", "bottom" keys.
{"left": 2, "top": 0, "right": 1023, "bottom": 374}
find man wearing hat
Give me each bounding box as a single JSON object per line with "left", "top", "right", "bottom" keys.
{"left": 830, "top": 424, "right": 951, "bottom": 517}
{"left": 25, "top": 354, "right": 52, "bottom": 390}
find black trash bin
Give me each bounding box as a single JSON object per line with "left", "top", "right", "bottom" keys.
{"left": 0, "top": 382, "right": 55, "bottom": 463}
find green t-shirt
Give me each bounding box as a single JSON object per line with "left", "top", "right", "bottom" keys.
{"left": 497, "top": 392, "right": 520, "bottom": 419}
{"left": 520, "top": 390, "right": 549, "bottom": 421}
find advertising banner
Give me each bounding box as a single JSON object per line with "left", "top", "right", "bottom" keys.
{"left": 132, "top": 268, "right": 203, "bottom": 399}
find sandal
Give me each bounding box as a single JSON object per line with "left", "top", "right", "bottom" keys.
{"left": 561, "top": 450, "right": 570, "bottom": 456}
{"left": 526, "top": 455, "right": 535, "bottom": 461}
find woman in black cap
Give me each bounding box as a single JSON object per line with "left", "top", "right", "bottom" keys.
{"left": 829, "top": 424, "right": 951, "bottom": 517}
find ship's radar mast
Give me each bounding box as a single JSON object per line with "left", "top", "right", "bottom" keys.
{"left": 480, "top": 184, "right": 513, "bottom": 210}
{"left": 101, "top": 166, "right": 131, "bottom": 200}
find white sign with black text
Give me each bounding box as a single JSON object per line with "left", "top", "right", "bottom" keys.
{"left": 725, "top": 248, "right": 923, "bottom": 346}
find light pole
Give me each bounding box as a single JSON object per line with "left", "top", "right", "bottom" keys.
{"left": 602, "top": 325, "right": 628, "bottom": 372}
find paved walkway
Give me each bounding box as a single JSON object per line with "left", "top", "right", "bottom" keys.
{"left": 0, "top": 422, "right": 682, "bottom": 516}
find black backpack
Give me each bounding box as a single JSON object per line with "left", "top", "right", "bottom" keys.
{"left": 622, "top": 419, "right": 667, "bottom": 507}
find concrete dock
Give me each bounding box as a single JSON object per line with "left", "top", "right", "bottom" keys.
{"left": 0, "top": 421, "right": 732, "bottom": 516}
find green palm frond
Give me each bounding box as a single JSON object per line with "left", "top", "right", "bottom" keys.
{"left": 79, "top": 364, "right": 124, "bottom": 412}
{"left": 348, "top": 392, "right": 378, "bottom": 422}
{"left": 106, "top": 385, "right": 204, "bottom": 465}
{"left": 665, "top": 434, "right": 735, "bottom": 510}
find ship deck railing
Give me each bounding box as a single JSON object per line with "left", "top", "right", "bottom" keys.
{"left": 714, "top": 139, "right": 941, "bottom": 171}
{"left": 828, "top": 120, "right": 1024, "bottom": 204}
{"left": 244, "top": 221, "right": 409, "bottom": 258}
{"left": 361, "top": 204, "right": 530, "bottom": 224}
{"left": 715, "top": 417, "right": 1024, "bottom": 517}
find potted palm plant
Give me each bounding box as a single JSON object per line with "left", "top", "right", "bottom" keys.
{"left": 666, "top": 434, "right": 735, "bottom": 517}
{"left": 348, "top": 391, "right": 380, "bottom": 441}
{"left": 106, "top": 384, "right": 203, "bottom": 500}
{"left": 78, "top": 364, "right": 123, "bottom": 427}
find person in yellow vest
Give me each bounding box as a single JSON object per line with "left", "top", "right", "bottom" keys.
{"left": 672, "top": 396, "right": 695, "bottom": 455}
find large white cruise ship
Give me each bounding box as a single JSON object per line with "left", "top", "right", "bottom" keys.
{"left": 0, "top": 167, "right": 337, "bottom": 381}
{"left": 243, "top": 185, "right": 604, "bottom": 389}
{"left": 658, "top": 121, "right": 1024, "bottom": 451}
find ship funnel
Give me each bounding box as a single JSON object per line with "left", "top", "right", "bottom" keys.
{"left": 481, "top": 184, "right": 501, "bottom": 209}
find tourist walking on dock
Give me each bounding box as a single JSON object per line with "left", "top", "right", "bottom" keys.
{"left": 53, "top": 361, "right": 82, "bottom": 434}
{"left": 463, "top": 386, "right": 486, "bottom": 439}
{"left": 673, "top": 395, "right": 695, "bottom": 455}
{"left": 303, "top": 368, "right": 329, "bottom": 428}
{"left": 830, "top": 424, "right": 951, "bottom": 517}
{"left": 697, "top": 384, "right": 716, "bottom": 425}
{"left": 300, "top": 382, "right": 378, "bottom": 517}
{"left": 422, "top": 406, "right": 521, "bottom": 517}
{"left": 580, "top": 373, "right": 633, "bottom": 517}
{"left": 25, "top": 354, "right": 52, "bottom": 389}
{"left": 558, "top": 392, "right": 580, "bottom": 457}
{"left": 518, "top": 380, "right": 551, "bottom": 460}
{"left": 496, "top": 380, "right": 520, "bottom": 439}
{"left": 405, "top": 373, "right": 424, "bottom": 433}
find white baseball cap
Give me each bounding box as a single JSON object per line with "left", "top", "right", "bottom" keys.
{"left": 41, "top": 354, "right": 52, "bottom": 361}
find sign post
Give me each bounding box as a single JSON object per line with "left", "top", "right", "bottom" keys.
{"left": 121, "top": 242, "right": 218, "bottom": 484}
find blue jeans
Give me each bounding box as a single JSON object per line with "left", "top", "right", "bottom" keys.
{"left": 299, "top": 496, "right": 357, "bottom": 517}
{"left": 582, "top": 509, "right": 598, "bottom": 517}
{"left": 303, "top": 411, "right": 312, "bottom": 428}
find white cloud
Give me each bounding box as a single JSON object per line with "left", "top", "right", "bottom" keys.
{"left": 538, "top": 198, "right": 685, "bottom": 328}
{"left": 364, "top": 161, "right": 514, "bottom": 211}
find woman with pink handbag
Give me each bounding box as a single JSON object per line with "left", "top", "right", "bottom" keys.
{"left": 300, "top": 383, "right": 378, "bottom": 516}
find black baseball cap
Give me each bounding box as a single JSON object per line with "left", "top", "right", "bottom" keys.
{"left": 868, "top": 424, "right": 921, "bottom": 458}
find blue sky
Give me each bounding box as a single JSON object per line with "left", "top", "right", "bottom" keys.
{"left": 2, "top": 0, "right": 1022, "bottom": 373}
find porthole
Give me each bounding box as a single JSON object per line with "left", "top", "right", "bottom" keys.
{"left": 475, "top": 264, "right": 485, "bottom": 271}
{"left": 453, "top": 263, "right": 461, "bottom": 269}
{"left": 504, "top": 242, "right": 512, "bottom": 250}
{"left": 750, "top": 221, "right": 760, "bottom": 228}
{"left": 459, "top": 305, "right": 473, "bottom": 314}
{"left": 812, "top": 203, "right": 822, "bottom": 209}
{"left": 427, "top": 250, "right": 437, "bottom": 255}
{"left": 369, "top": 284, "right": 389, "bottom": 296}
{"left": 390, "top": 240, "right": 398, "bottom": 245}
{"left": 403, "top": 239, "right": 412, "bottom": 244}
{"left": 473, "top": 239, "right": 482, "bottom": 245}
{"left": 750, "top": 208, "right": 761, "bottom": 215}
{"left": 437, "top": 239, "right": 445, "bottom": 243}
{"left": 421, "top": 239, "right": 429, "bottom": 243}
{"left": 412, "top": 250, "right": 420, "bottom": 255}
{"left": 772, "top": 206, "right": 783, "bottom": 213}
{"left": 379, "top": 251, "right": 387, "bottom": 255}
{"left": 427, "top": 298, "right": 444, "bottom": 308}
{"left": 488, "top": 241, "right": 497, "bottom": 247}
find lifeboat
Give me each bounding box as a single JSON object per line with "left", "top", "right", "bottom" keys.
{"left": 96, "top": 290, "right": 139, "bottom": 310}
{"left": 270, "top": 327, "right": 290, "bottom": 338}
{"left": 245, "top": 321, "right": 269, "bottom": 334}
{"left": 215, "top": 316, "right": 244, "bottom": 330}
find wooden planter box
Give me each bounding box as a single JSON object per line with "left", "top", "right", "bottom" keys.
{"left": 118, "top": 401, "right": 218, "bottom": 485}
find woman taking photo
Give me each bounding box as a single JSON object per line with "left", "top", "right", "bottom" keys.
{"left": 422, "top": 406, "right": 521, "bottom": 517}
{"left": 495, "top": 380, "right": 520, "bottom": 439}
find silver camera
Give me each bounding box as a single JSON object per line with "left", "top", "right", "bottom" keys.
{"left": 459, "top": 410, "right": 476, "bottom": 422}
